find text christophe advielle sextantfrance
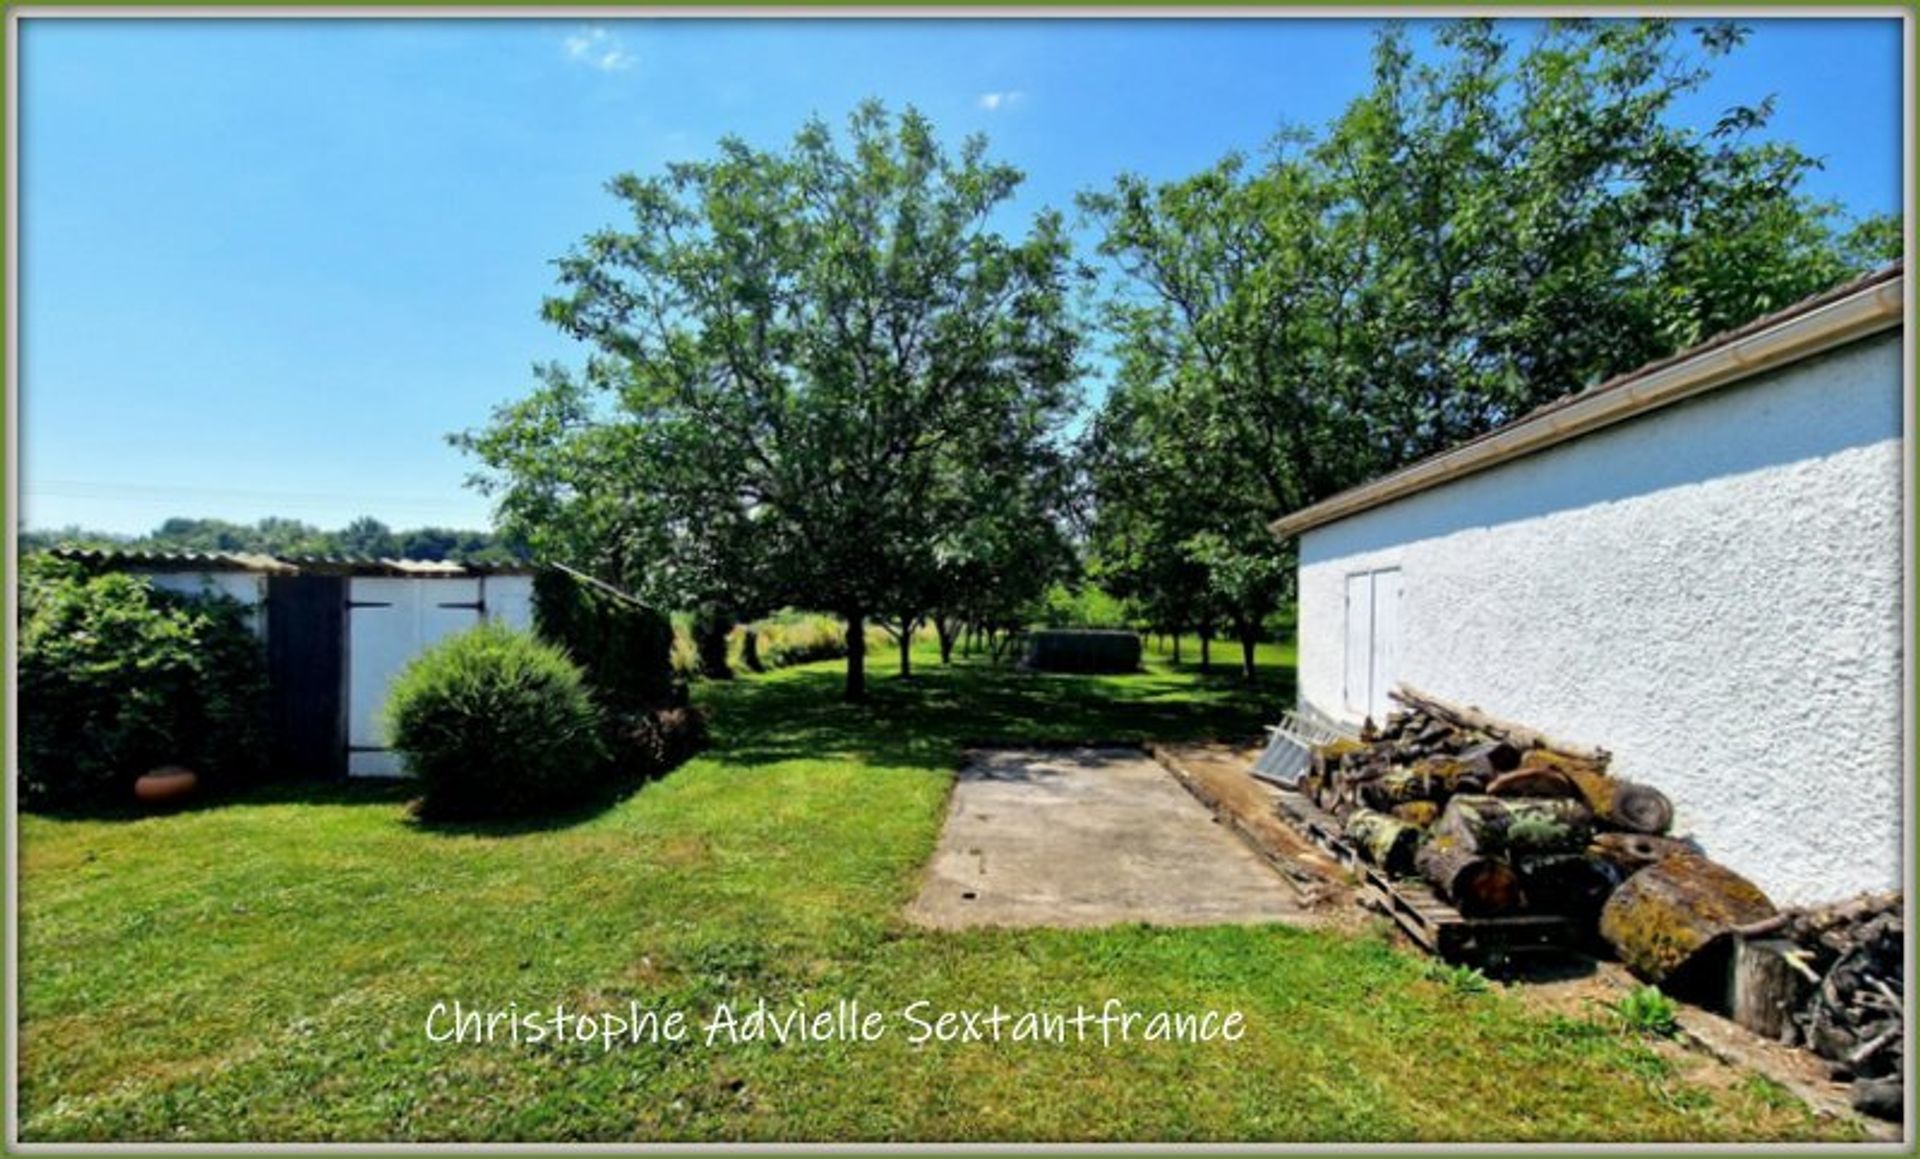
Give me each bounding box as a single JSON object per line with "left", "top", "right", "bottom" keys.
{"left": 424, "top": 997, "right": 1247, "bottom": 1052}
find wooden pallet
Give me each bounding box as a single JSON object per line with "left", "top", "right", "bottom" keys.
{"left": 1274, "top": 790, "right": 1573, "bottom": 963}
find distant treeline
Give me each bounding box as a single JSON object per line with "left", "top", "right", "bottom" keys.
{"left": 19, "top": 515, "right": 523, "bottom": 564}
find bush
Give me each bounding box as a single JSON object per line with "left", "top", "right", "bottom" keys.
{"left": 385, "top": 622, "right": 608, "bottom": 820}
{"left": 608, "top": 705, "right": 709, "bottom": 781}
{"left": 669, "top": 626, "right": 703, "bottom": 682}
{"left": 759, "top": 615, "right": 853, "bottom": 668}
{"left": 531, "top": 569, "right": 680, "bottom": 711}
{"left": 18, "top": 555, "right": 267, "bottom": 811}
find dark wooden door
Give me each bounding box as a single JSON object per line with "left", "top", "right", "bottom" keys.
{"left": 267, "top": 575, "right": 346, "bottom": 778}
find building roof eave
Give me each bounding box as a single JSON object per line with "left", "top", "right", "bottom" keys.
{"left": 1269, "top": 265, "right": 1905, "bottom": 541}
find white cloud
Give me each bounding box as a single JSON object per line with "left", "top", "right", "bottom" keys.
{"left": 564, "top": 26, "right": 634, "bottom": 72}
{"left": 976, "top": 90, "right": 1026, "bottom": 112}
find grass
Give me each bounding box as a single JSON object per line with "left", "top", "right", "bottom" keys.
{"left": 16, "top": 642, "right": 1852, "bottom": 1142}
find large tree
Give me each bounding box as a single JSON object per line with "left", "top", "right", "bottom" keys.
{"left": 1082, "top": 18, "right": 1899, "bottom": 587}
{"left": 459, "top": 102, "right": 1080, "bottom": 701}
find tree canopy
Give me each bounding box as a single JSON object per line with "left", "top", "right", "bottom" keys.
{"left": 459, "top": 101, "right": 1081, "bottom": 700}
{"left": 459, "top": 21, "right": 1897, "bottom": 699}
{"left": 1077, "top": 18, "right": 1898, "bottom": 659}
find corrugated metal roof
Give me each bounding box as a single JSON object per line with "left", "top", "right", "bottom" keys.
{"left": 50, "top": 548, "right": 301, "bottom": 574}
{"left": 48, "top": 548, "right": 535, "bottom": 577}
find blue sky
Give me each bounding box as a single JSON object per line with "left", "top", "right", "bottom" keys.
{"left": 19, "top": 16, "right": 1905, "bottom": 535}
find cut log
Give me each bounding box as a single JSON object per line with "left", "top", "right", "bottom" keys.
{"left": 1415, "top": 835, "right": 1524, "bottom": 917}
{"left": 1358, "top": 769, "right": 1437, "bottom": 810}
{"left": 1356, "top": 755, "right": 1490, "bottom": 811}
{"left": 1732, "top": 936, "right": 1812, "bottom": 1042}
{"left": 1513, "top": 852, "right": 1621, "bottom": 921}
{"left": 1390, "top": 684, "right": 1611, "bottom": 764}
{"left": 1344, "top": 808, "right": 1421, "bottom": 876}
{"left": 1311, "top": 737, "right": 1368, "bottom": 781}
{"left": 1517, "top": 748, "right": 1609, "bottom": 776}
{"left": 1430, "top": 795, "right": 1595, "bottom": 857}
{"left": 1487, "top": 768, "right": 1578, "bottom": 800}
{"left": 1598, "top": 854, "right": 1777, "bottom": 1002}
{"left": 1588, "top": 832, "right": 1700, "bottom": 876}
{"left": 1559, "top": 766, "right": 1674, "bottom": 836}
{"left": 1457, "top": 740, "right": 1522, "bottom": 776}
{"left": 1390, "top": 800, "right": 1440, "bottom": 828}
{"left": 1850, "top": 1076, "right": 1903, "bottom": 1121}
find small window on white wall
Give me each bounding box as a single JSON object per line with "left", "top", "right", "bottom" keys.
{"left": 1344, "top": 567, "right": 1402, "bottom": 722}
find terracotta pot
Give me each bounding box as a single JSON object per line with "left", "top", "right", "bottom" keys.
{"left": 134, "top": 766, "right": 198, "bottom": 805}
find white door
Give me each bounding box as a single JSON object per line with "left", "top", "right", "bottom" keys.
{"left": 1344, "top": 572, "right": 1374, "bottom": 716}
{"left": 347, "top": 577, "right": 483, "bottom": 776}
{"left": 1344, "top": 568, "right": 1404, "bottom": 723}
{"left": 1368, "top": 568, "right": 1402, "bottom": 722}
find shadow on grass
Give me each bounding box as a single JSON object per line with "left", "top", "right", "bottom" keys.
{"left": 29, "top": 654, "right": 1295, "bottom": 834}
{"left": 24, "top": 774, "right": 418, "bottom": 822}
{"left": 405, "top": 758, "right": 685, "bottom": 838}
{"left": 699, "top": 656, "right": 1296, "bottom": 772}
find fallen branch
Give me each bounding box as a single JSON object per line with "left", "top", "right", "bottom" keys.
{"left": 1848, "top": 1027, "right": 1901, "bottom": 1067}
{"left": 1390, "top": 685, "right": 1611, "bottom": 765}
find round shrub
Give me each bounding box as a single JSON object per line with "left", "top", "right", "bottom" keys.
{"left": 385, "top": 622, "right": 608, "bottom": 820}
{"left": 18, "top": 555, "right": 268, "bottom": 812}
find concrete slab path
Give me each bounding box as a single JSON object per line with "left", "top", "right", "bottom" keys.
{"left": 906, "top": 746, "right": 1313, "bottom": 929}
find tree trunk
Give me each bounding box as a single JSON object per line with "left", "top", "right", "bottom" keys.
{"left": 1198, "top": 631, "right": 1212, "bottom": 673}
{"left": 935, "top": 616, "right": 956, "bottom": 665}
{"left": 1171, "top": 631, "right": 1182, "bottom": 664}
{"left": 844, "top": 609, "right": 867, "bottom": 703}
{"left": 1415, "top": 836, "right": 1523, "bottom": 916}
{"left": 740, "top": 627, "right": 764, "bottom": 674}
{"left": 1598, "top": 853, "right": 1777, "bottom": 995}
{"left": 897, "top": 617, "right": 913, "bottom": 680}
{"left": 1238, "top": 626, "right": 1258, "bottom": 681}
{"left": 692, "top": 611, "right": 734, "bottom": 681}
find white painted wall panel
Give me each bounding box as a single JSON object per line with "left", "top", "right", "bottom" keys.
{"left": 1296, "top": 332, "right": 1905, "bottom": 905}
{"left": 147, "top": 571, "right": 268, "bottom": 636}
{"left": 484, "top": 574, "right": 535, "bottom": 631}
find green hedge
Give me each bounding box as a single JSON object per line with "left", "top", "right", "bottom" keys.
{"left": 532, "top": 568, "right": 680, "bottom": 710}
{"left": 18, "top": 555, "right": 268, "bottom": 811}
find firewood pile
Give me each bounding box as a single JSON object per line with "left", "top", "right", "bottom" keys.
{"left": 1296, "top": 685, "right": 1907, "bottom": 1122}
{"left": 1733, "top": 892, "right": 1904, "bottom": 1121}
{"left": 1299, "top": 685, "right": 1692, "bottom": 934}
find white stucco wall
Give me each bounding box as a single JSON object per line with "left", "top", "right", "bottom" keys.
{"left": 147, "top": 570, "right": 269, "bottom": 637}
{"left": 1296, "top": 331, "right": 1905, "bottom": 906}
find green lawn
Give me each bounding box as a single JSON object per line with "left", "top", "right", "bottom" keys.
{"left": 18, "top": 644, "right": 1849, "bottom": 1142}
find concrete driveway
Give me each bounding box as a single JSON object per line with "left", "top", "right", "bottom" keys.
{"left": 906, "top": 746, "right": 1312, "bottom": 929}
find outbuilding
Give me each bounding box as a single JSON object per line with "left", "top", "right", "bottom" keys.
{"left": 52, "top": 549, "right": 538, "bottom": 778}
{"left": 1270, "top": 265, "right": 1906, "bottom": 905}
